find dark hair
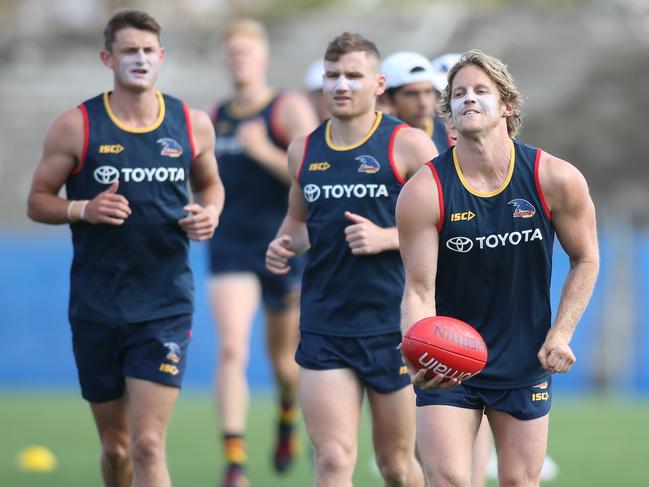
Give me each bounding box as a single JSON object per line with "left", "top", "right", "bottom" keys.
{"left": 103, "top": 10, "right": 161, "bottom": 52}
{"left": 324, "top": 32, "right": 380, "bottom": 63}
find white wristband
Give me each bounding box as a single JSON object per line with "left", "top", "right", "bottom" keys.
{"left": 79, "top": 201, "right": 89, "bottom": 221}
{"left": 66, "top": 201, "right": 76, "bottom": 222}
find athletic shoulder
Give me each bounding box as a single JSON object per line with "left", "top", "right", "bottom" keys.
{"left": 393, "top": 126, "right": 439, "bottom": 179}
{"left": 185, "top": 108, "right": 215, "bottom": 155}
{"left": 276, "top": 90, "right": 312, "bottom": 110}
{"left": 287, "top": 134, "right": 309, "bottom": 178}
{"left": 187, "top": 107, "right": 214, "bottom": 134}
{"left": 397, "top": 163, "right": 441, "bottom": 229}
{"left": 538, "top": 151, "right": 591, "bottom": 214}
{"left": 275, "top": 90, "right": 318, "bottom": 140}
{"left": 45, "top": 107, "right": 86, "bottom": 157}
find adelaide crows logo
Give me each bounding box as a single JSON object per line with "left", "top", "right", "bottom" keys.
{"left": 157, "top": 138, "right": 183, "bottom": 158}
{"left": 356, "top": 155, "right": 380, "bottom": 174}
{"left": 164, "top": 342, "right": 182, "bottom": 363}
{"left": 508, "top": 199, "right": 536, "bottom": 218}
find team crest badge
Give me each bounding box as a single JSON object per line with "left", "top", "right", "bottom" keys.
{"left": 164, "top": 342, "right": 182, "bottom": 363}
{"left": 508, "top": 199, "right": 536, "bottom": 218}
{"left": 356, "top": 155, "right": 380, "bottom": 174}
{"left": 157, "top": 138, "right": 183, "bottom": 158}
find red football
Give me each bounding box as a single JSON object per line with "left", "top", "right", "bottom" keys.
{"left": 402, "top": 316, "right": 488, "bottom": 381}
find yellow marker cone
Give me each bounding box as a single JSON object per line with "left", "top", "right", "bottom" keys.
{"left": 16, "top": 445, "right": 58, "bottom": 472}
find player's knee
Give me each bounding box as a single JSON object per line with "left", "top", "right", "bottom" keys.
{"left": 271, "top": 354, "right": 298, "bottom": 381}
{"left": 427, "top": 466, "right": 471, "bottom": 487}
{"left": 315, "top": 441, "right": 355, "bottom": 476}
{"left": 218, "top": 341, "right": 249, "bottom": 366}
{"left": 101, "top": 439, "right": 130, "bottom": 468}
{"left": 375, "top": 453, "right": 411, "bottom": 486}
{"left": 498, "top": 469, "right": 540, "bottom": 487}
{"left": 130, "top": 434, "right": 165, "bottom": 470}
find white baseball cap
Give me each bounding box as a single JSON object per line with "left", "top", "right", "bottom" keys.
{"left": 304, "top": 58, "right": 325, "bottom": 92}
{"left": 381, "top": 51, "right": 435, "bottom": 90}
{"left": 430, "top": 53, "right": 462, "bottom": 92}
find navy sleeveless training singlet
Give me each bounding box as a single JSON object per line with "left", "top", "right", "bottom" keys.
{"left": 209, "top": 94, "right": 289, "bottom": 260}
{"left": 66, "top": 91, "right": 195, "bottom": 323}
{"left": 431, "top": 139, "right": 554, "bottom": 388}
{"left": 298, "top": 112, "right": 408, "bottom": 337}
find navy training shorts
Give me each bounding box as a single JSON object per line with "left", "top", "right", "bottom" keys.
{"left": 70, "top": 313, "right": 192, "bottom": 403}
{"left": 415, "top": 377, "right": 552, "bottom": 420}
{"left": 209, "top": 244, "right": 303, "bottom": 311}
{"left": 296, "top": 330, "right": 410, "bottom": 394}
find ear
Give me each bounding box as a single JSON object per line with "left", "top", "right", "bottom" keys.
{"left": 100, "top": 50, "right": 112, "bottom": 69}
{"left": 159, "top": 46, "right": 166, "bottom": 63}
{"left": 375, "top": 73, "right": 386, "bottom": 96}
{"left": 502, "top": 101, "right": 514, "bottom": 117}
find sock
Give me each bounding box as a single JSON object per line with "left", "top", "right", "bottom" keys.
{"left": 279, "top": 400, "right": 297, "bottom": 427}
{"left": 223, "top": 433, "right": 247, "bottom": 466}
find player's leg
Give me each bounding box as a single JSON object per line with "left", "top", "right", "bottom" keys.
{"left": 471, "top": 417, "right": 492, "bottom": 487}
{"left": 367, "top": 386, "right": 424, "bottom": 486}
{"left": 71, "top": 318, "right": 132, "bottom": 487}
{"left": 124, "top": 378, "right": 179, "bottom": 487}
{"left": 119, "top": 313, "right": 191, "bottom": 487}
{"left": 260, "top": 270, "right": 301, "bottom": 473}
{"left": 486, "top": 411, "right": 548, "bottom": 487}
{"left": 300, "top": 367, "right": 364, "bottom": 487}
{"left": 264, "top": 305, "right": 300, "bottom": 404}
{"left": 416, "top": 404, "right": 483, "bottom": 487}
{"left": 90, "top": 399, "right": 132, "bottom": 487}
{"left": 265, "top": 305, "right": 301, "bottom": 473}
{"left": 360, "top": 331, "right": 422, "bottom": 486}
{"left": 209, "top": 273, "right": 261, "bottom": 484}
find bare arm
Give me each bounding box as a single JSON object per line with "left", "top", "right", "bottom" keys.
{"left": 265, "top": 136, "right": 311, "bottom": 274}
{"left": 537, "top": 153, "right": 599, "bottom": 373}
{"left": 393, "top": 126, "right": 439, "bottom": 180}
{"left": 27, "top": 108, "right": 131, "bottom": 225}
{"left": 345, "top": 126, "right": 439, "bottom": 254}
{"left": 396, "top": 166, "right": 440, "bottom": 335}
{"left": 238, "top": 92, "right": 318, "bottom": 185}
{"left": 180, "top": 108, "right": 225, "bottom": 241}
{"left": 397, "top": 165, "right": 457, "bottom": 389}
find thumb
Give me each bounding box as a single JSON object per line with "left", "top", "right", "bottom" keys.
{"left": 279, "top": 234, "right": 293, "bottom": 248}
{"left": 183, "top": 203, "right": 202, "bottom": 214}
{"left": 105, "top": 180, "right": 119, "bottom": 193}
{"left": 344, "top": 211, "right": 369, "bottom": 223}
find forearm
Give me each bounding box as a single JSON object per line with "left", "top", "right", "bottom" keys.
{"left": 27, "top": 192, "right": 87, "bottom": 224}
{"left": 551, "top": 259, "right": 599, "bottom": 340}
{"left": 382, "top": 227, "right": 400, "bottom": 251}
{"left": 400, "top": 282, "right": 436, "bottom": 334}
{"left": 250, "top": 143, "right": 291, "bottom": 185}
{"left": 277, "top": 213, "right": 310, "bottom": 255}
{"left": 193, "top": 180, "right": 225, "bottom": 218}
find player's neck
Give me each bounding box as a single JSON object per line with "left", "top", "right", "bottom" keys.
{"left": 108, "top": 87, "right": 161, "bottom": 128}
{"left": 330, "top": 110, "right": 378, "bottom": 147}
{"left": 454, "top": 127, "right": 512, "bottom": 185}
{"left": 232, "top": 81, "right": 273, "bottom": 113}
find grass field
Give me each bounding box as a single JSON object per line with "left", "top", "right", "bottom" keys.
{"left": 1, "top": 391, "right": 647, "bottom": 486}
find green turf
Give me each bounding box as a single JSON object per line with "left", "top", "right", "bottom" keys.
{"left": 0, "top": 392, "right": 647, "bottom": 486}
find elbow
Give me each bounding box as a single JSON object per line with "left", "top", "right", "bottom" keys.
{"left": 26, "top": 197, "right": 38, "bottom": 222}
{"left": 26, "top": 194, "right": 47, "bottom": 223}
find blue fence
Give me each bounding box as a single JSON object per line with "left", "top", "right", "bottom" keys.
{"left": 1, "top": 229, "right": 647, "bottom": 395}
